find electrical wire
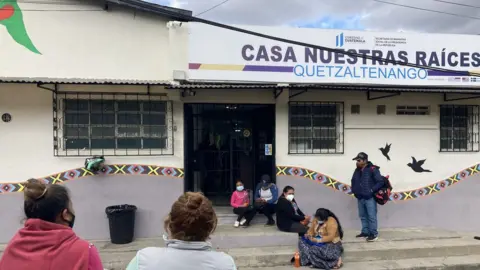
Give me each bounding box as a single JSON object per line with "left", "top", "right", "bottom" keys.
{"left": 195, "top": 0, "right": 232, "bottom": 17}
{"left": 3, "top": 0, "right": 480, "bottom": 78}
{"left": 137, "top": 2, "right": 480, "bottom": 78}
{"left": 373, "top": 0, "right": 480, "bottom": 21}
{"left": 431, "top": 0, "right": 480, "bottom": 9}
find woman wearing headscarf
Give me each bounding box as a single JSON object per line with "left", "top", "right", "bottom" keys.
{"left": 254, "top": 175, "right": 278, "bottom": 226}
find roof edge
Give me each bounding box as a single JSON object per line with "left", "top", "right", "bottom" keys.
{"left": 105, "top": 0, "right": 192, "bottom": 21}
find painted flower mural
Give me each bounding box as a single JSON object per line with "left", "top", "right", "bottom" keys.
{"left": 0, "top": 0, "right": 40, "bottom": 54}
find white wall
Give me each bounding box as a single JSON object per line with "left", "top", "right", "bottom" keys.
{"left": 0, "top": 0, "right": 171, "bottom": 81}
{"left": 0, "top": 84, "right": 183, "bottom": 183}
{"left": 276, "top": 89, "right": 480, "bottom": 192}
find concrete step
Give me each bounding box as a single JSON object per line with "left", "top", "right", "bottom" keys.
{"left": 241, "top": 255, "right": 480, "bottom": 269}
{"left": 215, "top": 206, "right": 274, "bottom": 226}
{"left": 225, "top": 237, "right": 480, "bottom": 268}
{"left": 94, "top": 226, "right": 479, "bottom": 270}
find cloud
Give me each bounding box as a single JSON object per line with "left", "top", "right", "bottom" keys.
{"left": 149, "top": 0, "right": 480, "bottom": 34}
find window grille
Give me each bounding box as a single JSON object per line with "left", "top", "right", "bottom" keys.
{"left": 288, "top": 101, "right": 344, "bottom": 154}
{"left": 53, "top": 92, "right": 174, "bottom": 156}
{"left": 439, "top": 104, "right": 479, "bottom": 152}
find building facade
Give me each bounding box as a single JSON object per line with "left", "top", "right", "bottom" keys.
{"left": 0, "top": 0, "right": 190, "bottom": 242}
{"left": 2, "top": 6, "right": 480, "bottom": 243}
{"left": 176, "top": 23, "right": 480, "bottom": 232}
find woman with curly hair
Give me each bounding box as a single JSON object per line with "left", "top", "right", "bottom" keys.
{"left": 298, "top": 208, "right": 344, "bottom": 269}
{"left": 126, "top": 192, "right": 237, "bottom": 270}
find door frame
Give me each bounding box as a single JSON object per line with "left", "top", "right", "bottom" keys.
{"left": 182, "top": 102, "right": 276, "bottom": 195}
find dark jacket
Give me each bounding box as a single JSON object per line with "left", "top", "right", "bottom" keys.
{"left": 275, "top": 196, "right": 305, "bottom": 231}
{"left": 254, "top": 183, "right": 279, "bottom": 204}
{"left": 351, "top": 162, "right": 385, "bottom": 200}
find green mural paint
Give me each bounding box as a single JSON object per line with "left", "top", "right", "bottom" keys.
{"left": 0, "top": 0, "right": 40, "bottom": 54}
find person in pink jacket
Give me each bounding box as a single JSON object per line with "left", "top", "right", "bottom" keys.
{"left": 230, "top": 181, "right": 256, "bottom": 228}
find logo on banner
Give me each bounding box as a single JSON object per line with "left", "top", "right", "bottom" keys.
{"left": 335, "top": 32, "right": 365, "bottom": 48}
{"left": 335, "top": 33, "right": 344, "bottom": 47}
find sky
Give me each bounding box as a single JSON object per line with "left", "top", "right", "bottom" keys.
{"left": 151, "top": 0, "right": 480, "bottom": 34}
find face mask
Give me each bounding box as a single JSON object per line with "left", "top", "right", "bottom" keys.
{"left": 237, "top": 186, "right": 244, "bottom": 191}
{"left": 63, "top": 210, "right": 75, "bottom": 228}
{"left": 286, "top": 194, "right": 294, "bottom": 201}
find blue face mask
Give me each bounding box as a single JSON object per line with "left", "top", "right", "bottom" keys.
{"left": 236, "top": 186, "right": 244, "bottom": 191}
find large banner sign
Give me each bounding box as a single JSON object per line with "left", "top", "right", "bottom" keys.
{"left": 187, "top": 23, "right": 480, "bottom": 86}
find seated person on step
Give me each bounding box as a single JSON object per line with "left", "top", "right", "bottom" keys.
{"left": 126, "top": 192, "right": 236, "bottom": 270}
{"left": 298, "top": 208, "right": 344, "bottom": 269}
{"left": 230, "top": 181, "right": 256, "bottom": 228}
{"left": 275, "top": 186, "right": 310, "bottom": 236}
{"left": 254, "top": 174, "right": 278, "bottom": 226}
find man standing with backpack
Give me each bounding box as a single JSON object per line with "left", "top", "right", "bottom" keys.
{"left": 351, "top": 152, "right": 385, "bottom": 242}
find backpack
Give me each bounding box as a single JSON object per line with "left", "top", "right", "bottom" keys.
{"left": 371, "top": 166, "right": 393, "bottom": 205}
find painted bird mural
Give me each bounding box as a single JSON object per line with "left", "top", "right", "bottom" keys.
{"left": 0, "top": 0, "right": 40, "bottom": 54}
{"left": 408, "top": 156, "right": 432, "bottom": 173}
{"left": 379, "top": 143, "right": 391, "bottom": 161}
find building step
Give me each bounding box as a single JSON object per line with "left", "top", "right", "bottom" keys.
{"left": 215, "top": 206, "right": 274, "bottom": 226}
{"left": 240, "top": 255, "right": 480, "bottom": 269}
{"left": 94, "top": 225, "right": 478, "bottom": 270}
{"left": 225, "top": 237, "right": 480, "bottom": 268}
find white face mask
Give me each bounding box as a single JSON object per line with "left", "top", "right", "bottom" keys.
{"left": 237, "top": 186, "right": 244, "bottom": 191}
{"left": 286, "top": 194, "right": 294, "bottom": 201}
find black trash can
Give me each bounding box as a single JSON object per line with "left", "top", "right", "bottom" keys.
{"left": 105, "top": 204, "right": 137, "bottom": 244}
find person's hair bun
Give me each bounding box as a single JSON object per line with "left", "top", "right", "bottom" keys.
{"left": 24, "top": 178, "right": 47, "bottom": 201}
{"left": 185, "top": 193, "right": 203, "bottom": 210}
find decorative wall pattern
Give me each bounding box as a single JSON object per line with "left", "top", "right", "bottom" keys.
{"left": 276, "top": 164, "right": 480, "bottom": 201}
{"left": 0, "top": 165, "right": 184, "bottom": 194}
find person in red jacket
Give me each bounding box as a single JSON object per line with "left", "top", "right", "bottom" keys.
{"left": 0, "top": 178, "right": 104, "bottom": 270}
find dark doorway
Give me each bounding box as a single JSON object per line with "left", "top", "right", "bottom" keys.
{"left": 184, "top": 104, "right": 276, "bottom": 205}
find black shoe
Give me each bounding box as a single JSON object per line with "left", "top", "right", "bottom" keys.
{"left": 241, "top": 222, "right": 250, "bottom": 228}
{"left": 367, "top": 235, "right": 378, "bottom": 242}
{"left": 265, "top": 220, "right": 275, "bottom": 226}
{"left": 356, "top": 233, "right": 369, "bottom": 238}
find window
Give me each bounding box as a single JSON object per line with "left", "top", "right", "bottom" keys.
{"left": 377, "top": 105, "right": 386, "bottom": 115}
{"left": 351, "top": 104, "right": 360, "bottom": 114}
{"left": 440, "top": 105, "right": 479, "bottom": 152}
{"left": 396, "top": 105, "right": 430, "bottom": 115}
{"left": 289, "top": 102, "right": 344, "bottom": 154}
{"left": 53, "top": 93, "right": 173, "bottom": 156}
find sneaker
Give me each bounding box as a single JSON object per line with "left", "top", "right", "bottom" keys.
{"left": 241, "top": 222, "right": 250, "bottom": 228}
{"left": 234, "top": 221, "right": 240, "bottom": 228}
{"left": 367, "top": 235, "right": 378, "bottom": 242}
{"left": 239, "top": 218, "right": 247, "bottom": 226}
{"left": 356, "top": 233, "right": 369, "bottom": 238}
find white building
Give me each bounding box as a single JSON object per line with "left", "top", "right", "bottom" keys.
{"left": 0, "top": 0, "right": 189, "bottom": 242}
{"left": 175, "top": 23, "right": 480, "bottom": 232}
{"left": 1, "top": 2, "right": 480, "bottom": 242}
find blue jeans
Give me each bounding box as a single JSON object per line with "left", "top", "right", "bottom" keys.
{"left": 357, "top": 198, "right": 378, "bottom": 236}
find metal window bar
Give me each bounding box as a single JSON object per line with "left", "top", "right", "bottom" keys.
{"left": 439, "top": 104, "right": 479, "bottom": 152}
{"left": 53, "top": 91, "right": 174, "bottom": 157}
{"left": 288, "top": 101, "right": 344, "bottom": 154}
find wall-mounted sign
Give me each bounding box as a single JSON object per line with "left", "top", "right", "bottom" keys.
{"left": 187, "top": 23, "right": 480, "bottom": 87}
{"left": 265, "top": 144, "right": 272, "bottom": 156}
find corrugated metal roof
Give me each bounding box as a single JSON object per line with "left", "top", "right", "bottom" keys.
{"left": 0, "top": 77, "right": 170, "bottom": 85}
{"left": 166, "top": 84, "right": 282, "bottom": 89}
{"left": 167, "top": 83, "right": 480, "bottom": 93}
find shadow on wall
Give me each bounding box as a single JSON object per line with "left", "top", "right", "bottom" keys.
{"left": 277, "top": 171, "right": 480, "bottom": 232}
{"left": 0, "top": 166, "right": 184, "bottom": 243}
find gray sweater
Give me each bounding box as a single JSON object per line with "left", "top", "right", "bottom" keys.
{"left": 126, "top": 238, "right": 237, "bottom": 270}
